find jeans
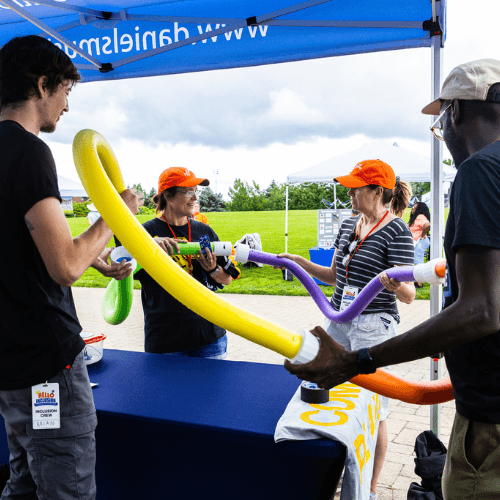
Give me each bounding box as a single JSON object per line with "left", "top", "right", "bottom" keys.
{"left": 414, "top": 238, "right": 430, "bottom": 266}
{"left": 165, "top": 334, "right": 228, "bottom": 360}
{"left": 323, "top": 312, "right": 397, "bottom": 421}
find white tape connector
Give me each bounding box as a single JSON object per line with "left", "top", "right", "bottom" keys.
{"left": 234, "top": 243, "right": 250, "bottom": 263}
{"left": 413, "top": 258, "right": 445, "bottom": 286}
{"left": 289, "top": 329, "right": 320, "bottom": 365}
{"left": 110, "top": 247, "right": 138, "bottom": 272}
{"left": 212, "top": 241, "right": 233, "bottom": 256}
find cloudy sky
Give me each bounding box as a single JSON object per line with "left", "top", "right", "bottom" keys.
{"left": 48, "top": 0, "right": 500, "bottom": 199}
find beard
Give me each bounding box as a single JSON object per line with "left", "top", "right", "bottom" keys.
{"left": 40, "top": 121, "right": 56, "bottom": 133}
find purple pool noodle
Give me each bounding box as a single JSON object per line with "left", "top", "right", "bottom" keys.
{"left": 248, "top": 249, "right": 415, "bottom": 323}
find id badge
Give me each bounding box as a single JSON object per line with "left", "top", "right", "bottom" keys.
{"left": 340, "top": 285, "right": 359, "bottom": 312}
{"left": 32, "top": 383, "right": 60, "bottom": 429}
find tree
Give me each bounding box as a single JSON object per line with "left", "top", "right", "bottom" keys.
{"left": 263, "top": 180, "right": 286, "bottom": 211}
{"left": 288, "top": 183, "right": 350, "bottom": 210}
{"left": 227, "top": 179, "right": 265, "bottom": 211}
{"left": 146, "top": 187, "right": 157, "bottom": 208}
{"left": 198, "top": 187, "right": 226, "bottom": 212}
{"left": 410, "top": 182, "right": 431, "bottom": 200}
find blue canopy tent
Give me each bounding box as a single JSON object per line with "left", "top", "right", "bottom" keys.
{"left": 0, "top": 0, "right": 444, "bottom": 81}
{"left": 0, "top": 0, "right": 447, "bottom": 433}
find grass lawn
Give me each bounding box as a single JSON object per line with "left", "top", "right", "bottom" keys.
{"left": 70, "top": 208, "right": 446, "bottom": 299}
{"left": 71, "top": 211, "right": 328, "bottom": 294}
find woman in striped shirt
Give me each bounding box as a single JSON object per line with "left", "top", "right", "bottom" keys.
{"left": 279, "top": 160, "right": 414, "bottom": 500}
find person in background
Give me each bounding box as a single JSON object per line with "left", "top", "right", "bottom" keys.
{"left": 87, "top": 202, "right": 101, "bottom": 226}
{"left": 192, "top": 200, "right": 209, "bottom": 225}
{"left": 133, "top": 167, "right": 240, "bottom": 358}
{"left": 277, "top": 160, "right": 415, "bottom": 499}
{"left": 285, "top": 58, "right": 500, "bottom": 500}
{"left": 0, "top": 35, "right": 142, "bottom": 499}
{"left": 408, "top": 201, "right": 431, "bottom": 287}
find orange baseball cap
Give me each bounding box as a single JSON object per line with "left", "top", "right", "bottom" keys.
{"left": 158, "top": 167, "right": 209, "bottom": 194}
{"left": 334, "top": 159, "right": 397, "bottom": 189}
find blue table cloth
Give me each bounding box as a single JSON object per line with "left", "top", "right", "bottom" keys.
{"left": 0, "top": 350, "right": 346, "bottom": 499}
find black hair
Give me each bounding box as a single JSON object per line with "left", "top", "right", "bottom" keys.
{"left": 0, "top": 35, "right": 80, "bottom": 110}
{"left": 153, "top": 186, "right": 179, "bottom": 213}
{"left": 408, "top": 201, "right": 431, "bottom": 227}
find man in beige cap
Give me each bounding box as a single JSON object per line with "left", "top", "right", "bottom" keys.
{"left": 285, "top": 59, "right": 500, "bottom": 499}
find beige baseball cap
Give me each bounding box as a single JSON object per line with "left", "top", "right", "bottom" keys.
{"left": 422, "top": 59, "right": 500, "bottom": 115}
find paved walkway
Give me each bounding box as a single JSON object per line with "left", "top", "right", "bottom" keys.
{"left": 73, "top": 289, "right": 453, "bottom": 500}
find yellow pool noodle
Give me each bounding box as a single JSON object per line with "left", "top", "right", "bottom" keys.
{"left": 72, "top": 130, "right": 302, "bottom": 359}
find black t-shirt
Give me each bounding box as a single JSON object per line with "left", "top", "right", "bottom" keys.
{"left": 443, "top": 141, "right": 500, "bottom": 423}
{"left": 133, "top": 217, "right": 240, "bottom": 353}
{"left": 332, "top": 216, "right": 414, "bottom": 322}
{"left": 0, "top": 121, "right": 84, "bottom": 390}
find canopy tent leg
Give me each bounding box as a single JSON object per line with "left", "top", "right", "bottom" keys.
{"left": 429, "top": 12, "right": 444, "bottom": 438}
{"left": 285, "top": 184, "right": 289, "bottom": 254}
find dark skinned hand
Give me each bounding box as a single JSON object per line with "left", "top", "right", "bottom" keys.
{"left": 284, "top": 326, "right": 359, "bottom": 389}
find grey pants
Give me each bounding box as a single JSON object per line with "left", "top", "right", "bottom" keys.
{"left": 0, "top": 350, "right": 97, "bottom": 500}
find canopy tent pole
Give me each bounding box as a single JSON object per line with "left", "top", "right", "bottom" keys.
{"left": 429, "top": 2, "right": 444, "bottom": 438}
{"left": 285, "top": 184, "right": 289, "bottom": 253}
{"left": 334, "top": 183, "right": 337, "bottom": 209}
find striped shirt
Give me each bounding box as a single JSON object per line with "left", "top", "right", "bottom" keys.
{"left": 332, "top": 215, "right": 414, "bottom": 322}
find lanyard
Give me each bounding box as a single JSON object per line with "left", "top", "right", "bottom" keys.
{"left": 161, "top": 214, "right": 192, "bottom": 274}
{"left": 345, "top": 210, "right": 389, "bottom": 283}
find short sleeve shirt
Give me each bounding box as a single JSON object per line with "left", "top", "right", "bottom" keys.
{"left": 132, "top": 217, "right": 240, "bottom": 353}
{"left": 443, "top": 141, "right": 500, "bottom": 423}
{"left": 332, "top": 215, "right": 414, "bottom": 322}
{"left": 410, "top": 214, "right": 429, "bottom": 241}
{"left": 0, "top": 121, "right": 83, "bottom": 390}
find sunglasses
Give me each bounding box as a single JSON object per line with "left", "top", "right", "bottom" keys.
{"left": 342, "top": 231, "right": 359, "bottom": 266}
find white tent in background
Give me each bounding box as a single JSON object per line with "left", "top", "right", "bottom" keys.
{"left": 287, "top": 140, "right": 456, "bottom": 184}
{"left": 421, "top": 191, "right": 432, "bottom": 206}
{"left": 58, "top": 175, "right": 87, "bottom": 198}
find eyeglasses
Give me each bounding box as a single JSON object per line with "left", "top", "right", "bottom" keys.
{"left": 177, "top": 189, "right": 198, "bottom": 198}
{"left": 430, "top": 103, "right": 452, "bottom": 141}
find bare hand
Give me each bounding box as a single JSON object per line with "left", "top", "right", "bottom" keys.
{"left": 154, "top": 237, "right": 184, "bottom": 256}
{"left": 379, "top": 266, "right": 402, "bottom": 292}
{"left": 284, "top": 326, "right": 358, "bottom": 389}
{"left": 92, "top": 248, "right": 133, "bottom": 280}
{"left": 273, "top": 253, "right": 297, "bottom": 270}
{"left": 120, "top": 188, "right": 144, "bottom": 215}
{"left": 194, "top": 246, "right": 217, "bottom": 272}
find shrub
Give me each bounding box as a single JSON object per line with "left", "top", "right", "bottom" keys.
{"left": 139, "top": 206, "right": 156, "bottom": 215}
{"left": 73, "top": 202, "right": 90, "bottom": 217}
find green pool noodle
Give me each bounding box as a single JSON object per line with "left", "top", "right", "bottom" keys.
{"left": 102, "top": 241, "right": 232, "bottom": 325}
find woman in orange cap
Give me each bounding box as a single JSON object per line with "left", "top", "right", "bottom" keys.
{"left": 279, "top": 159, "right": 414, "bottom": 500}
{"left": 128, "top": 167, "right": 240, "bottom": 358}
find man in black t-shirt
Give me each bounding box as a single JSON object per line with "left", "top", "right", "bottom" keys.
{"left": 285, "top": 59, "right": 500, "bottom": 497}
{"left": 0, "top": 36, "right": 142, "bottom": 499}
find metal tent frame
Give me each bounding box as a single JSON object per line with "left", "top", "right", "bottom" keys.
{"left": 0, "top": 0, "right": 446, "bottom": 434}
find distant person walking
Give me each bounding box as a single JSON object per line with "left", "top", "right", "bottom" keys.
{"left": 408, "top": 201, "right": 431, "bottom": 287}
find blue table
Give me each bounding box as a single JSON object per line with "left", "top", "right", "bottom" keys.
{"left": 0, "top": 350, "right": 345, "bottom": 499}
{"left": 309, "top": 246, "right": 335, "bottom": 286}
